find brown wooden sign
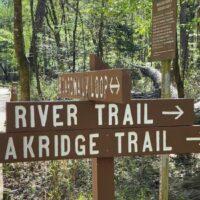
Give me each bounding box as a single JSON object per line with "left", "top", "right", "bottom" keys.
{"left": 6, "top": 99, "right": 193, "bottom": 133}
{"left": 58, "top": 69, "right": 131, "bottom": 103}
{"left": 1, "top": 126, "right": 200, "bottom": 163}
{"left": 151, "top": 0, "right": 177, "bottom": 61}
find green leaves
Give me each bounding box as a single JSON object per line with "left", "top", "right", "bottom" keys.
{"left": 0, "top": 29, "right": 13, "bottom": 43}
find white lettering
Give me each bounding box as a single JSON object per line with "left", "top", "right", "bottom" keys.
{"left": 156, "top": 131, "right": 160, "bottom": 151}
{"left": 109, "top": 104, "right": 119, "bottom": 125}
{"left": 115, "top": 132, "right": 125, "bottom": 154}
{"left": 61, "top": 135, "right": 70, "bottom": 156}
{"left": 30, "top": 106, "right": 35, "bottom": 128}
{"left": 53, "top": 105, "right": 63, "bottom": 127}
{"left": 95, "top": 104, "right": 105, "bottom": 125}
{"left": 75, "top": 135, "right": 86, "bottom": 156}
{"left": 38, "top": 136, "right": 50, "bottom": 157}
{"left": 15, "top": 106, "right": 27, "bottom": 128}
{"left": 38, "top": 105, "right": 49, "bottom": 127}
{"left": 144, "top": 104, "right": 154, "bottom": 124}
{"left": 90, "top": 134, "right": 99, "bottom": 155}
{"left": 23, "top": 136, "right": 35, "bottom": 158}
{"left": 67, "top": 104, "right": 77, "bottom": 126}
{"left": 123, "top": 104, "right": 133, "bottom": 125}
{"left": 137, "top": 103, "right": 141, "bottom": 124}
{"left": 163, "top": 130, "right": 172, "bottom": 151}
{"left": 142, "top": 131, "right": 153, "bottom": 152}
{"left": 128, "top": 132, "right": 138, "bottom": 153}
{"left": 5, "top": 137, "right": 17, "bottom": 160}
{"left": 54, "top": 135, "right": 59, "bottom": 157}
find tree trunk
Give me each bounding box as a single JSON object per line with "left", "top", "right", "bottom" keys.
{"left": 29, "top": 0, "right": 46, "bottom": 98}
{"left": 196, "top": 6, "right": 200, "bottom": 63}
{"left": 80, "top": 15, "right": 86, "bottom": 70}
{"left": 47, "top": 0, "right": 64, "bottom": 70}
{"left": 72, "top": 0, "right": 79, "bottom": 72}
{"left": 173, "top": 34, "right": 185, "bottom": 98}
{"left": 14, "top": 0, "right": 30, "bottom": 101}
{"left": 97, "top": 0, "right": 105, "bottom": 58}
{"left": 0, "top": 64, "right": 9, "bottom": 82}
{"left": 60, "top": 0, "right": 69, "bottom": 61}
{"left": 180, "top": 0, "right": 189, "bottom": 80}
{"left": 43, "top": 26, "right": 48, "bottom": 75}
{"left": 49, "top": 0, "right": 61, "bottom": 48}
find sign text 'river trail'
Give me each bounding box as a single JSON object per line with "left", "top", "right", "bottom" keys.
{"left": 6, "top": 99, "right": 193, "bottom": 133}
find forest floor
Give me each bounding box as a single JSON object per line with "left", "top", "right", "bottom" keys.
{"left": 0, "top": 87, "right": 10, "bottom": 199}
{"left": 0, "top": 87, "right": 10, "bottom": 132}
{"left": 0, "top": 88, "right": 51, "bottom": 200}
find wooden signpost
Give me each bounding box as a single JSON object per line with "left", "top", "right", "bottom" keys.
{"left": 4, "top": 52, "right": 200, "bottom": 200}
{"left": 151, "top": 0, "right": 178, "bottom": 199}
{"left": 89, "top": 55, "right": 115, "bottom": 200}
{"left": 58, "top": 69, "right": 131, "bottom": 103}
{"left": 3, "top": 54, "right": 200, "bottom": 200}
{"left": 3, "top": 59, "right": 200, "bottom": 200}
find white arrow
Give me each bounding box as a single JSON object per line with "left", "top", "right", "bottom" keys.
{"left": 110, "top": 77, "right": 120, "bottom": 94}
{"left": 162, "top": 105, "right": 184, "bottom": 120}
{"left": 186, "top": 137, "right": 200, "bottom": 146}
{"left": 186, "top": 137, "right": 200, "bottom": 141}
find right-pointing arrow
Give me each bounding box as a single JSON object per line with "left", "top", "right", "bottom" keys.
{"left": 162, "top": 105, "right": 184, "bottom": 120}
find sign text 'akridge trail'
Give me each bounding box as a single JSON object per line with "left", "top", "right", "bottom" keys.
{"left": 2, "top": 126, "right": 200, "bottom": 163}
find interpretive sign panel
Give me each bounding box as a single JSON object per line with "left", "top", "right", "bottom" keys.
{"left": 1, "top": 126, "right": 200, "bottom": 163}
{"left": 151, "top": 0, "right": 177, "bottom": 60}
{"left": 6, "top": 99, "right": 193, "bottom": 133}
{"left": 58, "top": 69, "right": 131, "bottom": 103}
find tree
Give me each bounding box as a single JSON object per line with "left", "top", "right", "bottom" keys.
{"left": 29, "top": 0, "right": 46, "bottom": 97}
{"left": 97, "top": 0, "right": 105, "bottom": 58}
{"left": 72, "top": 0, "right": 80, "bottom": 72}
{"left": 173, "top": 35, "right": 185, "bottom": 98}
{"left": 13, "top": 0, "right": 30, "bottom": 101}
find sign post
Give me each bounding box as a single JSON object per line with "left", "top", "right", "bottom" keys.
{"left": 90, "top": 55, "right": 115, "bottom": 200}
{"left": 151, "top": 0, "right": 177, "bottom": 199}
{"left": 159, "top": 60, "right": 171, "bottom": 200}
{"left": 3, "top": 89, "right": 200, "bottom": 200}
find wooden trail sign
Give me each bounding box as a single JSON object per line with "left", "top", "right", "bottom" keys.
{"left": 151, "top": 0, "right": 177, "bottom": 61}
{"left": 6, "top": 99, "right": 194, "bottom": 133}
{"left": 1, "top": 126, "right": 200, "bottom": 163}
{"left": 58, "top": 69, "right": 131, "bottom": 103}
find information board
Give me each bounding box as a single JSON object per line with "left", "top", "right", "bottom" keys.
{"left": 151, "top": 0, "right": 177, "bottom": 60}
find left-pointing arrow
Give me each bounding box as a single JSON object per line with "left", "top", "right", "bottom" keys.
{"left": 186, "top": 137, "right": 200, "bottom": 141}
{"left": 162, "top": 105, "right": 184, "bottom": 120}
